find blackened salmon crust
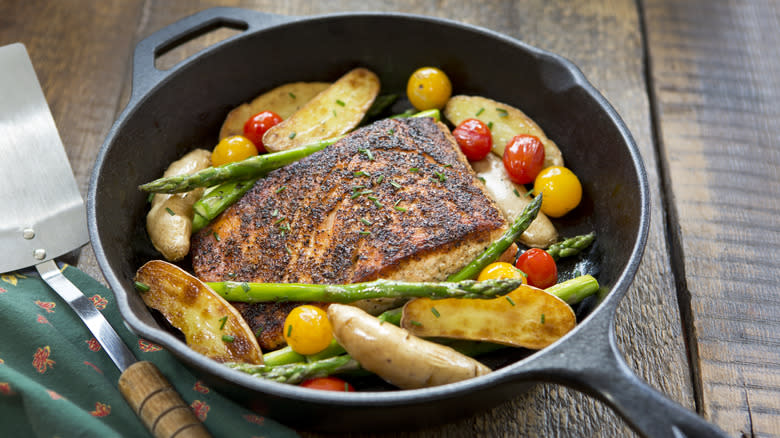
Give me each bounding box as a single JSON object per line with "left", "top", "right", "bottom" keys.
{"left": 192, "top": 117, "right": 505, "bottom": 284}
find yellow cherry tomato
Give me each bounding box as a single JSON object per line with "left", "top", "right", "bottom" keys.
{"left": 283, "top": 305, "right": 333, "bottom": 355}
{"left": 211, "top": 135, "right": 258, "bottom": 167}
{"left": 533, "top": 166, "right": 583, "bottom": 218}
{"left": 406, "top": 67, "right": 452, "bottom": 111}
{"left": 477, "top": 261, "right": 527, "bottom": 284}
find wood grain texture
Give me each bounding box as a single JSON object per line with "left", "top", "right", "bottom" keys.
{"left": 642, "top": 0, "right": 780, "bottom": 436}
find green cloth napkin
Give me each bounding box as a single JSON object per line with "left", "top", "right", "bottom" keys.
{"left": 0, "top": 264, "right": 298, "bottom": 438}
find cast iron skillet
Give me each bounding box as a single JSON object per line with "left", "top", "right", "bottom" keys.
{"left": 87, "top": 7, "right": 725, "bottom": 436}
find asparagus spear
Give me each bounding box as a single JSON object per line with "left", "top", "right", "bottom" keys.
{"left": 447, "top": 194, "right": 542, "bottom": 282}
{"left": 207, "top": 278, "right": 525, "bottom": 303}
{"left": 192, "top": 178, "right": 258, "bottom": 232}
{"left": 227, "top": 354, "right": 362, "bottom": 384}
{"left": 546, "top": 232, "right": 596, "bottom": 260}
{"left": 139, "top": 137, "right": 343, "bottom": 194}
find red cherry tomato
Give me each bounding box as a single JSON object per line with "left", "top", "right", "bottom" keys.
{"left": 452, "top": 119, "right": 492, "bottom": 161}
{"left": 243, "top": 111, "right": 282, "bottom": 153}
{"left": 300, "top": 377, "right": 355, "bottom": 392}
{"left": 502, "top": 134, "right": 545, "bottom": 184}
{"left": 515, "top": 248, "right": 557, "bottom": 289}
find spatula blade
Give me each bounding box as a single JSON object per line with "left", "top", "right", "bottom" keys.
{"left": 0, "top": 43, "right": 88, "bottom": 273}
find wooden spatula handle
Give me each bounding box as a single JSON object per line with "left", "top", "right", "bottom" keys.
{"left": 119, "top": 361, "right": 211, "bottom": 438}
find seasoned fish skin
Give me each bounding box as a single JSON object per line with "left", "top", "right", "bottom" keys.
{"left": 192, "top": 117, "right": 507, "bottom": 349}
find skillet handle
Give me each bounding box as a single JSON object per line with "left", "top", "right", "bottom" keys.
{"left": 130, "top": 7, "right": 296, "bottom": 99}
{"left": 519, "top": 304, "right": 728, "bottom": 438}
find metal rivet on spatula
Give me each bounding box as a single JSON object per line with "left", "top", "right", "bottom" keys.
{"left": 23, "top": 227, "right": 35, "bottom": 239}
{"left": 33, "top": 248, "right": 46, "bottom": 260}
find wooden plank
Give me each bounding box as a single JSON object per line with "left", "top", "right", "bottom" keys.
{"left": 122, "top": 1, "right": 693, "bottom": 436}
{"left": 0, "top": 0, "right": 145, "bottom": 282}
{"left": 642, "top": 0, "right": 780, "bottom": 436}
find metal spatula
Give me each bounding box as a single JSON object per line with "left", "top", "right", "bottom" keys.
{"left": 0, "top": 43, "right": 211, "bottom": 438}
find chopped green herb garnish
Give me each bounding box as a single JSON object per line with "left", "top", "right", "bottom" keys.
{"left": 350, "top": 191, "right": 362, "bottom": 199}
{"left": 353, "top": 171, "right": 371, "bottom": 177}
{"left": 431, "top": 307, "right": 440, "bottom": 318}
{"left": 222, "top": 335, "right": 235, "bottom": 343}
{"left": 134, "top": 281, "right": 150, "bottom": 292}
{"left": 289, "top": 92, "right": 296, "bottom": 99}
{"left": 540, "top": 314, "right": 546, "bottom": 324}
{"left": 359, "top": 190, "right": 374, "bottom": 195}
{"left": 525, "top": 188, "right": 535, "bottom": 197}
{"left": 333, "top": 110, "right": 337, "bottom": 117}
{"left": 387, "top": 128, "right": 395, "bottom": 135}
{"left": 506, "top": 296, "right": 516, "bottom": 306}
{"left": 359, "top": 148, "right": 374, "bottom": 160}
{"left": 487, "top": 121, "right": 494, "bottom": 130}
{"left": 287, "top": 325, "right": 293, "bottom": 337}
{"left": 434, "top": 171, "right": 447, "bottom": 182}
{"left": 476, "top": 107, "right": 485, "bottom": 116}
{"left": 513, "top": 188, "right": 521, "bottom": 197}
{"left": 147, "top": 193, "right": 155, "bottom": 203}
{"left": 219, "top": 316, "right": 228, "bottom": 330}
{"left": 285, "top": 245, "right": 292, "bottom": 255}
{"left": 443, "top": 163, "right": 452, "bottom": 168}
{"left": 352, "top": 185, "right": 366, "bottom": 191}
{"left": 278, "top": 224, "right": 290, "bottom": 232}
{"left": 496, "top": 108, "right": 508, "bottom": 117}
{"left": 165, "top": 207, "right": 176, "bottom": 216}
{"left": 254, "top": 327, "right": 264, "bottom": 337}
{"left": 394, "top": 205, "right": 407, "bottom": 212}
{"left": 409, "top": 167, "right": 420, "bottom": 173}
{"left": 271, "top": 209, "right": 279, "bottom": 217}
{"left": 213, "top": 231, "right": 221, "bottom": 242}
{"left": 227, "top": 272, "right": 237, "bottom": 278}
{"left": 274, "top": 216, "right": 287, "bottom": 225}
{"left": 336, "top": 99, "right": 346, "bottom": 106}
{"left": 375, "top": 174, "right": 385, "bottom": 185}
{"left": 276, "top": 185, "right": 287, "bottom": 193}
{"left": 359, "top": 230, "right": 372, "bottom": 235}
{"left": 390, "top": 181, "right": 402, "bottom": 189}
{"left": 360, "top": 217, "right": 372, "bottom": 226}
{"left": 477, "top": 176, "right": 486, "bottom": 183}
{"left": 410, "top": 320, "right": 422, "bottom": 327}
{"left": 288, "top": 132, "right": 296, "bottom": 139}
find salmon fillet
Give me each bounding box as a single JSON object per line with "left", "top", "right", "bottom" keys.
{"left": 191, "top": 117, "right": 507, "bottom": 349}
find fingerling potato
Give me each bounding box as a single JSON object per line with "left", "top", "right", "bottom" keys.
{"left": 219, "top": 82, "right": 330, "bottom": 139}
{"left": 401, "top": 284, "right": 576, "bottom": 350}
{"left": 146, "top": 148, "right": 211, "bottom": 261}
{"left": 135, "top": 260, "right": 263, "bottom": 364}
{"left": 328, "top": 304, "right": 490, "bottom": 389}
{"left": 263, "top": 68, "right": 380, "bottom": 152}
{"left": 444, "top": 95, "right": 564, "bottom": 168}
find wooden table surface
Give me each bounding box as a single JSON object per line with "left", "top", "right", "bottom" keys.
{"left": 2, "top": 1, "right": 778, "bottom": 436}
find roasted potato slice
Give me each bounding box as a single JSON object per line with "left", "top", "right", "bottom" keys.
{"left": 135, "top": 260, "right": 263, "bottom": 364}
{"left": 219, "top": 82, "right": 330, "bottom": 140}
{"left": 401, "top": 284, "right": 575, "bottom": 350}
{"left": 444, "top": 95, "right": 564, "bottom": 168}
{"left": 328, "top": 304, "right": 490, "bottom": 389}
{"left": 472, "top": 153, "right": 558, "bottom": 248}
{"left": 262, "top": 68, "right": 380, "bottom": 152}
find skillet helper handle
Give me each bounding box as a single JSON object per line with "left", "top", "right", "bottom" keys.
{"left": 520, "top": 306, "right": 728, "bottom": 438}
{"left": 131, "top": 7, "right": 295, "bottom": 99}
{"left": 119, "top": 361, "right": 212, "bottom": 438}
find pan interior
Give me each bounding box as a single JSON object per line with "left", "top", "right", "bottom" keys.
{"left": 90, "top": 14, "right": 644, "bottom": 398}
